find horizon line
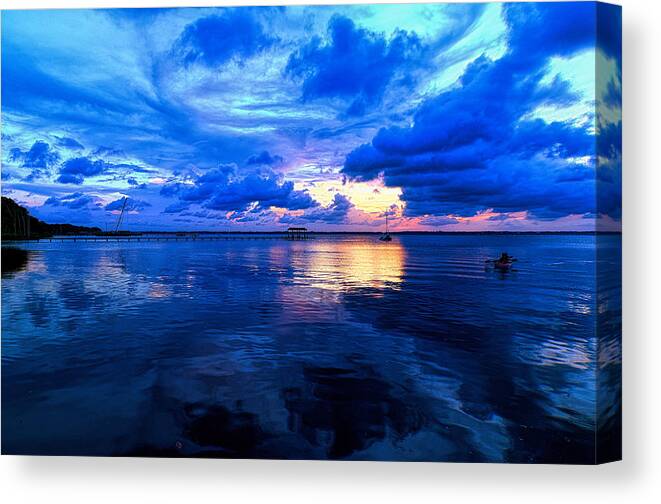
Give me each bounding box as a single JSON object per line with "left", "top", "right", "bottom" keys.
{"left": 68, "top": 230, "right": 622, "bottom": 235}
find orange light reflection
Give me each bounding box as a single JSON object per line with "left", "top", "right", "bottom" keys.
{"left": 290, "top": 238, "right": 405, "bottom": 294}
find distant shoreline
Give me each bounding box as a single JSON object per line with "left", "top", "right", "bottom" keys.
{"left": 1, "top": 197, "right": 622, "bottom": 240}
{"left": 17, "top": 230, "right": 619, "bottom": 236}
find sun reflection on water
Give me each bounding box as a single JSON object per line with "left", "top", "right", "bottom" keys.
{"left": 148, "top": 278, "right": 173, "bottom": 299}
{"left": 290, "top": 238, "right": 405, "bottom": 293}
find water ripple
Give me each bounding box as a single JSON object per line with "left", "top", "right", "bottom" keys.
{"left": 1, "top": 234, "right": 620, "bottom": 462}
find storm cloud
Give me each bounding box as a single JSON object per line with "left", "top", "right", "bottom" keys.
{"left": 57, "top": 157, "right": 109, "bottom": 185}
{"left": 174, "top": 9, "right": 277, "bottom": 67}
{"left": 45, "top": 192, "right": 99, "bottom": 210}
{"left": 162, "top": 167, "right": 318, "bottom": 214}
{"left": 341, "top": 2, "right": 604, "bottom": 221}
{"left": 286, "top": 15, "right": 425, "bottom": 116}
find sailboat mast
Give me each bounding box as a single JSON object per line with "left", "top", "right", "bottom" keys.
{"left": 114, "top": 197, "right": 128, "bottom": 233}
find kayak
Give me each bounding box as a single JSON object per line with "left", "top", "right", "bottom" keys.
{"left": 486, "top": 255, "right": 516, "bottom": 270}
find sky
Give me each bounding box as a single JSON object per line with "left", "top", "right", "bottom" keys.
{"left": 1, "top": 2, "right": 621, "bottom": 232}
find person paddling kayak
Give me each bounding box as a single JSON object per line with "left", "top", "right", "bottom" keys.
{"left": 487, "top": 252, "right": 516, "bottom": 270}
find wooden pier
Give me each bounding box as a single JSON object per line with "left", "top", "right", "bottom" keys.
{"left": 4, "top": 233, "right": 313, "bottom": 244}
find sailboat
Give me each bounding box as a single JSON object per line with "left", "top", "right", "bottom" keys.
{"left": 102, "top": 197, "right": 141, "bottom": 236}
{"left": 379, "top": 212, "right": 392, "bottom": 241}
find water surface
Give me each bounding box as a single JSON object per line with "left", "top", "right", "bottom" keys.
{"left": 1, "top": 234, "right": 621, "bottom": 462}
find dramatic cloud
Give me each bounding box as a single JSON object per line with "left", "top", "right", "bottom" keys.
{"left": 342, "top": 2, "right": 601, "bottom": 220}
{"left": 162, "top": 166, "right": 318, "bottom": 214}
{"left": 174, "top": 9, "right": 277, "bottom": 67}
{"left": 9, "top": 141, "right": 60, "bottom": 169}
{"left": 597, "top": 2, "right": 622, "bottom": 65}
{"left": 105, "top": 197, "right": 152, "bottom": 212}
{"left": 45, "top": 192, "right": 99, "bottom": 209}
{"left": 56, "top": 174, "right": 84, "bottom": 185}
{"left": 7, "top": 141, "right": 61, "bottom": 181}
{"left": 596, "top": 3, "right": 622, "bottom": 223}
{"left": 57, "top": 157, "right": 109, "bottom": 184}
{"left": 282, "top": 193, "right": 355, "bottom": 225}
{"left": 286, "top": 15, "right": 424, "bottom": 115}
{"left": 304, "top": 193, "right": 354, "bottom": 223}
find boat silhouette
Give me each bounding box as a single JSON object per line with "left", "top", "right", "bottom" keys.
{"left": 379, "top": 212, "right": 392, "bottom": 241}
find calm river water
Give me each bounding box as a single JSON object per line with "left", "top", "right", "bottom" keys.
{"left": 1, "top": 234, "right": 621, "bottom": 462}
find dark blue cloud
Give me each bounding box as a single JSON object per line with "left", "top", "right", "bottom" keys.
{"left": 8, "top": 140, "right": 60, "bottom": 181}
{"left": 596, "top": 3, "right": 621, "bottom": 223}
{"left": 597, "top": 122, "right": 621, "bottom": 162}
{"left": 45, "top": 192, "right": 98, "bottom": 209}
{"left": 9, "top": 140, "right": 60, "bottom": 169}
{"left": 57, "top": 156, "right": 108, "bottom": 184}
{"left": 393, "top": 157, "right": 596, "bottom": 220}
{"left": 282, "top": 193, "right": 354, "bottom": 224}
{"left": 56, "top": 174, "right": 84, "bottom": 185}
{"left": 160, "top": 182, "right": 184, "bottom": 198}
{"left": 597, "top": 2, "right": 622, "bottom": 65}
{"left": 603, "top": 78, "right": 621, "bottom": 109}
{"left": 309, "top": 193, "right": 353, "bottom": 223}
{"left": 596, "top": 2, "right": 622, "bottom": 224}
{"left": 61, "top": 157, "right": 107, "bottom": 176}
{"left": 105, "top": 197, "right": 151, "bottom": 212}
{"left": 204, "top": 173, "right": 317, "bottom": 212}
{"left": 246, "top": 151, "right": 283, "bottom": 166}
{"left": 504, "top": 2, "right": 596, "bottom": 65}
{"left": 172, "top": 165, "right": 235, "bottom": 203}
{"left": 342, "top": 2, "right": 603, "bottom": 221}
{"left": 174, "top": 9, "right": 277, "bottom": 67}
{"left": 124, "top": 177, "right": 148, "bottom": 190}
{"left": 286, "top": 15, "right": 424, "bottom": 115}
{"left": 56, "top": 157, "right": 151, "bottom": 184}
{"left": 163, "top": 166, "right": 318, "bottom": 214}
